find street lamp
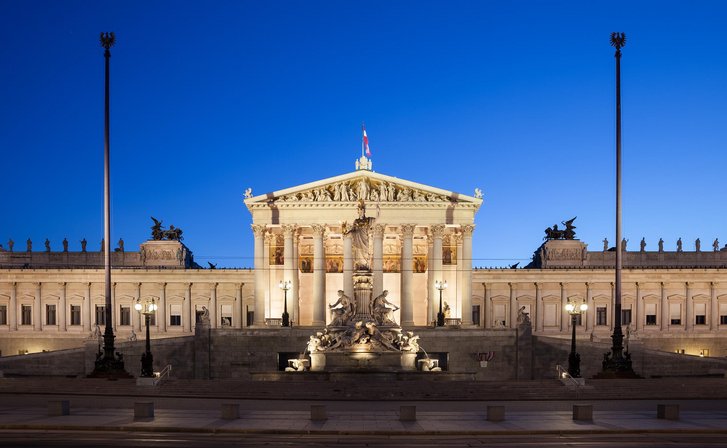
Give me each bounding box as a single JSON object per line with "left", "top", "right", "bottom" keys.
{"left": 279, "top": 280, "right": 291, "bottom": 327}
{"left": 435, "top": 280, "right": 447, "bottom": 327}
{"left": 565, "top": 298, "right": 588, "bottom": 377}
{"left": 134, "top": 298, "right": 157, "bottom": 377}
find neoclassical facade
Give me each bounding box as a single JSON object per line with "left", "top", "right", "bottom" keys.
{"left": 2, "top": 156, "right": 727, "bottom": 357}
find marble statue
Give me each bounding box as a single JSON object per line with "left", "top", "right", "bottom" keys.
{"left": 24, "top": 238, "right": 30, "bottom": 252}
{"left": 714, "top": 239, "right": 720, "bottom": 252}
{"left": 244, "top": 187, "right": 253, "bottom": 199}
{"left": 603, "top": 238, "right": 608, "bottom": 251}
{"left": 371, "top": 290, "right": 399, "bottom": 325}
{"left": 128, "top": 329, "right": 137, "bottom": 342}
{"left": 44, "top": 239, "right": 50, "bottom": 252}
{"left": 658, "top": 238, "right": 664, "bottom": 252}
{"left": 677, "top": 238, "right": 683, "bottom": 252}
{"left": 517, "top": 306, "right": 531, "bottom": 326}
{"left": 118, "top": 238, "right": 124, "bottom": 252}
{"left": 474, "top": 188, "right": 483, "bottom": 199}
{"left": 695, "top": 238, "right": 701, "bottom": 252}
{"left": 621, "top": 238, "right": 628, "bottom": 252}
{"left": 640, "top": 238, "right": 646, "bottom": 252}
{"left": 7, "top": 239, "right": 13, "bottom": 252}
{"left": 63, "top": 238, "right": 68, "bottom": 252}
{"left": 343, "top": 199, "right": 374, "bottom": 270}
{"left": 329, "top": 290, "right": 355, "bottom": 326}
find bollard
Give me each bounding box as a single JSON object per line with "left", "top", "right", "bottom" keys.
{"left": 400, "top": 405, "right": 416, "bottom": 422}
{"left": 48, "top": 400, "right": 70, "bottom": 416}
{"left": 221, "top": 403, "right": 240, "bottom": 420}
{"left": 657, "top": 404, "right": 679, "bottom": 420}
{"left": 572, "top": 404, "right": 593, "bottom": 421}
{"left": 487, "top": 405, "right": 505, "bottom": 422}
{"left": 310, "top": 405, "right": 327, "bottom": 421}
{"left": 134, "top": 402, "right": 155, "bottom": 420}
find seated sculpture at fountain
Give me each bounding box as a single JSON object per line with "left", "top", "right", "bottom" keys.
{"left": 371, "top": 290, "right": 399, "bottom": 325}
{"left": 329, "top": 290, "right": 355, "bottom": 326}
{"left": 343, "top": 199, "right": 375, "bottom": 271}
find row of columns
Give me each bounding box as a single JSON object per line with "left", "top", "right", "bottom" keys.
{"left": 251, "top": 222, "right": 476, "bottom": 327}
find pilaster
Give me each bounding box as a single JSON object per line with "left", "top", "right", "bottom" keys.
{"left": 430, "top": 224, "right": 445, "bottom": 324}
{"left": 312, "top": 224, "right": 327, "bottom": 326}
{"left": 400, "top": 224, "right": 415, "bottom": 326}
{"left": 252, "top": 224, "right": 266, "bottom": 326}
{"left": 461, "top": 224, "right": 474, "bottom": 325}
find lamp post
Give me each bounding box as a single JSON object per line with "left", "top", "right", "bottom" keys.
{"left": 565, "top": 298, "right": 588, "bottom": 377}
{"left": 279, "top": 280, "right": 291, "bottom": 327}
{"left": 135, "top": 298, "right": 157, "bottom": 377}
{"left": 435, "top": 280, "right": 447, "bottom": 327}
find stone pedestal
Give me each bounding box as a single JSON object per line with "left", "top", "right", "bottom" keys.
{"left": 537, "top": 240, "right": 587, "bottom": 269}
{"left": 310, "top": 353, "right": 326, "bottom": 372}
{"left": 140, "top": 240, "right": 191, "bottom": 268}
{"left": 312, "top": 351, "right": 417, "bottom": 372}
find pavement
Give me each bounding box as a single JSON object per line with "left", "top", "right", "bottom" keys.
{"left": 1, "top": 398, "right": 727, "bottom": 435}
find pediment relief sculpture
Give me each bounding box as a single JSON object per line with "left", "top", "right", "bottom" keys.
{"left": 276, "top": 177, "right": 453, "bottom": 204}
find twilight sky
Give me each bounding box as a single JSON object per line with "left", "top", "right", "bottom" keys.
{"left": 1, "top": 1, "right": 726, "bottom": 268}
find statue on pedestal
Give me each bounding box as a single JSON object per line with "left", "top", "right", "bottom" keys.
{"left": 329, "top": 290, "right": 355, "bottom": 326}
{"left": 343, "top": 199, "right": 374, "bottom": 271}
{"left": 371, "top": 290, "right": 399, "bottom": 325}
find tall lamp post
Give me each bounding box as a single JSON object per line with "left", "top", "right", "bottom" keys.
{"left": 279, "top": 280, "right": 291, "bottom": 327}
{"left": 565, "top": 298, "right": 588, "bottom": 377}
{"left": 601, "top": 31, "right": 637, "bottom": 378}
{"left": 90, "top": 32, "right": 128, "bottom": 378}
{"left": 435, "top": 280, "right": 447, "bottom": 327}
{"left": 135, "top": 298, "right": 157, "bottom": 377}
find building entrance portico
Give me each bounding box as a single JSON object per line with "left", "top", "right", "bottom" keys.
{"left": 244, "top": 155, "right": 483, "bottom": 327}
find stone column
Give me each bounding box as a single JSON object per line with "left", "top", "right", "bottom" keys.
{"left": 372, "top": 224, "right": 385, "bottom": 298}
{"left": 535, "top": 282, "right": 543, "bottom": 332}
{"left": 559, "top": 282, "right": 566, "bottom": 332}
{"left": 509, "top": 283, "right": 517, "bottom": 328}
{"left": 293, "top": 229, "right": 301, "bottom": 325}
{"left": 485, "top": 282, "right": 492, "bottom": 329}
{"left": 159, "top": 282, "right": 167, "bottom": 332}
{"left": 710, "top": 282, "right": 718, "bottom": 330}
{"left": 9, "top": 282, "right": 17, "bottom": 331}
{"left": 282, "top": 224, "right": 298, "bottom": 325}
{"left": 311, "top": 224, "right": 326, "bottom": 326}
{"left": 400, "top": 224, "right": 415, "bottom": 326}
{"left": 252, "top": 224, "right": 266, "bottom": 326}
{"left": 660, "top": 282, "right": 668, "bottom": 330}
{"left": 210, "top": 282, "right": 218, "bottom": 329}
{"left": 183, "top": 282, "right": 192, "bottom": 332}
{"left": 635, "top": 282, "right": 642, "bottom": 332}
{"left": 585, "top": 282, "right": 592, "bottom": 332}
{"left": 59, "top": 282, "right": 67, "bottom": 331}
{"left": 136, "top": 283, "right": 143, "bottom": 332}
{"left": 430, "top": 225, "right": 445, "bottom": 324}
{"left": 85, "top": 282, "right": 92, "bottom": 332}
{"left": 609, "top": 282, "right": 614, "bottom": 328}
{"left": 35, "top": 282, "right": 41, "bottom": 331}
{"left": 343, "top": 231, "right": 354, "bottom": 301}
{"left": 685, "top": 282, "right": 692, "bottom": 331}
{"left": 461, "top": 224, "right": 474, "bottom": 325}
{"left": 427, "top": 239, "right": 434, "bottom": 324}
{"left": 234, "top": 283, "right": 242, "bottom": 329}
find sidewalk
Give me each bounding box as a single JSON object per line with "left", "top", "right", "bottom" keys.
{"left": 1, "top": 404, "right": 727, "bottom": 435}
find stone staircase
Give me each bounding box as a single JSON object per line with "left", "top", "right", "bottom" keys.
{"left": 1, "top": 376, "right": 726, "bottom": 402}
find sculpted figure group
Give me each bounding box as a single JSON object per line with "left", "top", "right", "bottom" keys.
{"left": 279, "top": 178, "right": 449, "bottom": 203}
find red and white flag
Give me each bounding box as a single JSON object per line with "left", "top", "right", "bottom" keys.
{"left": 362, "top": 126, "right": 371, "bottom": 157}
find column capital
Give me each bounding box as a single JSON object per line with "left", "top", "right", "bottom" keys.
{"left": 430, "top": 224, "right": 446, "bottom": 238}
{"left": 311, "top": 224, "right": 326, "bottom": 237}
{"left": 372, "top": 223, "right": 386, "bottom": 237}
{"left": 251, "top": 224, "right": 266, "bottom": 237}
{"left": 282, "top": 224, "right": 298, "bottom": 237}
{"left": 461, "top": 224, "right": 475, "bottom": 236}
{"left": 400, "top": 224, "right": 416, "bottom": 237}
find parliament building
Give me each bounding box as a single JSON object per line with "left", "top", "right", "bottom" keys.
{"left": 2, "top": 155, "right": 727, "bottom": 367}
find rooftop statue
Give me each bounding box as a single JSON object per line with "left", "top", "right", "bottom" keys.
{"left": 544, "top": 217, "right": 577, "bottom": 240}
{"left": 150, "top": 217, "right": 184, "bottom": 241}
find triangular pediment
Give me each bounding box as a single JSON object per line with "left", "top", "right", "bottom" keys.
{"left": 244, "top": 170, "right": 482, "bottom": 209}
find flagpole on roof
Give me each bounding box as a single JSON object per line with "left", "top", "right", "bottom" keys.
{"left": 361, "top": 122, "right": 365, "bottom": 159}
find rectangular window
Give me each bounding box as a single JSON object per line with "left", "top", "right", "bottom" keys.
{"left": 120, "top": 306, "right": 131, "bottom": 326}
{"left": 70, "top": 305, "right": 81, "bottom": 326}
{"left": 596, "top": 307, "right": 607, "bottom": 326}
{"left": 694, "top": 303, "right": 706, "bottom": 326}
{"left": 544, "top": 303, "right": 557, "bottom": 327}
{"left": 621, "top": 309, "right": 632, "bottom": 326}
{"left": 46, "top": 304, "right": 57, "bottom": 326}
{"left": 645, "top": 303, "right": 657, "bottom": 326}
{"left": 221, "top": 304, "right": 232, "bottom": 327}
{"left": 493, "top": 304, "right": 506, "bottom": 327}
{"left": 721, "top": 303, "right": 727, "bottom": 325}
{"left": 95, "top": 305, "right": 106, "bottom": 325}
{"left": 574, "top": 313, "right": 583, "bottom": 326}
{"left": 669, "top": 303, "right": 681, "bottom": 325}
{"left": 0, "top": 305, "right": 7, "bottom": 325}
{"left": 21, "top": 305, "right": 32, "bottom": 325}
{"left": 149, "top": 313, "right": 156, "bottom": 326}
{"left": 170, "top": 304, "right": 182, "bottom": 326}
{"left": 472, "top": 305, "right": 481, "bottom": 326}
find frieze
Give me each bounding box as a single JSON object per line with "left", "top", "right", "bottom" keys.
{"left": 275, "top": 177, "right": 454, "bottom": 204}
{"left": 546, "top": 248, "right": 583, "bottom": 261}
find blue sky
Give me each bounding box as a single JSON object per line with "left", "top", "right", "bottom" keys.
{"left": 1, "top": 1, "right": 726, "bottom": 267}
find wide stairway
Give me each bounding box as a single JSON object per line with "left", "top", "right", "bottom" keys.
{"left": 1, "top": 376, "right": 726, "bottom": 401}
